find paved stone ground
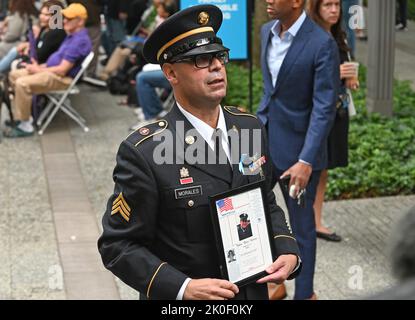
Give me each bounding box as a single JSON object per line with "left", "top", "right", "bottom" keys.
{"left": 281, "top": 194, "right": 415, "bottom": 299}
{"left": 0, "top": 121, "right": 65, "bottom": 299}
{"left": 0, "top": 20, "right": 414, "bottom": 299}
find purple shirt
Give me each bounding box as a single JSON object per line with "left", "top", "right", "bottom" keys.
{"left": 46, "top": 28, "right": 92, "bottom": 78}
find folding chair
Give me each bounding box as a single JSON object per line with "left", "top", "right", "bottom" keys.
{"left": 36, "top": 52, "right": 94, "bottom": 135}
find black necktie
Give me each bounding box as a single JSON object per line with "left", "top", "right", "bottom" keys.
{"left": 213, "top": 128, "right": 232, "bottom": 182}
{"left": 214, "top": 128, "right": 229, "bottom": 165}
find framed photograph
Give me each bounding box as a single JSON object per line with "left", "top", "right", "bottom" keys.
{"left": 208, "top": 180, "right": 277, "bottom": 287}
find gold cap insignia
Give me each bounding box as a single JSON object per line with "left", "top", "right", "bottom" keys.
{"left": 198, "top": 12, "right": 209, "bottom": 26}
{"left": 185, "top": 136, "right": 195, "bottom": 145}
{"left": 180, "top": 167, "right": 190, "bottom": 178}
{"left": 111, "top": 192, "right": 131, "bottom": 222}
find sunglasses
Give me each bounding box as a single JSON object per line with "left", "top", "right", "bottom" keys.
{"left": 172, "top": 51, "right": 229, "bottom": 69}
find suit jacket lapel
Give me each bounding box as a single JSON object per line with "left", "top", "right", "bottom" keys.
{"left": 166, "top": 104, "right": 232, "bottom": 184}
{"left": 273, "top": 16, "right": 314, "bottom": 94}
{"left": 261, "top": 22, "right": 274, "bottom": 93}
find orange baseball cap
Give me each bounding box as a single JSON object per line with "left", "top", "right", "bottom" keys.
{"left": 61, "top": 3, "right": 88, "bottom": 20}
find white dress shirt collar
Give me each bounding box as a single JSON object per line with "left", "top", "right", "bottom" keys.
{"left": 271, "top": 11, "right": 306, "bottom": 39}
{"left": 267, "top": 11, "right": 307, "bottom": 87}
{"left": 176, "top": 103, "right": 230, "bottom": 161}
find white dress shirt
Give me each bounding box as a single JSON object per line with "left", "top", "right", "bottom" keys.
{"left": 267, "top": 12, "right": 311, "bottom": 167}
{"left": 177, "top": 103, "right": 231, "bottom": 163}
{"left": 267, "top": 11, "right": 306, "bottom": 87}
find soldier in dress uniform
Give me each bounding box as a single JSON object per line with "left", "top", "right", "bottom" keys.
{"left": 98, "top": 4, "right": 301, "bottom": 300}
{"left": 237, "top": 213, "right": 253, "bottom": 241}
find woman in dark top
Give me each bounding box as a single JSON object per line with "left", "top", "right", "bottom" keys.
{"left": 0, "top": 0, "right": 66, "bottom": 72}
{"left": 307, "top": 0, "right": 360, "bottom": 242}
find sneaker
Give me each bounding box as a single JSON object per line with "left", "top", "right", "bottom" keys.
{"left": 82, "top": 76, "right": 107, "bottom": 87}
{"left": 396, "top": 24, "right": 408, "bottom": 31}
{"left": 4, "top": 119, "right": 21, "bottom": 127}
{"left": 133, "top": 108, "right": 142, "bottom": 115}
{"left": 134, "top": 108, "right": 145, "bottom": 121}
{"left": 3, "top": 126, "right": 34, "bottom": 138}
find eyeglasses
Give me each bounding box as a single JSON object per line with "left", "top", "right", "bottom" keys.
{"left": 172, "top": 51, "right": 229, "bottom": 69}
{"left": 64, "top": 17, "right": 80, "bottom": 22}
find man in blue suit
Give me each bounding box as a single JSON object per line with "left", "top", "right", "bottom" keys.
{"left": 258, "top": 0, "right": 340, "bottom": 300}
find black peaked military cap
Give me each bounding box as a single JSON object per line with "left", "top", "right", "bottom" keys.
{"left": 240, "top": 213, "right": 248, "bottom": 221}
{"left": 143, "top": 4, "right": 229, "bottom": 65}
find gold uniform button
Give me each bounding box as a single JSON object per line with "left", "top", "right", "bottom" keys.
{"left": 185, "top": 136, "right": 195, "bottom": 145}
{"left": 188, "top": 200, "right": 194, "bottom": 207}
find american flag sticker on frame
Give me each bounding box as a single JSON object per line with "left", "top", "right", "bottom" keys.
{"left": 217, "top": 197, "right": 234, "bottom": 213}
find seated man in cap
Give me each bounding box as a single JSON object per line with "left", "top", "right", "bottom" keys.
{"left": 98, "top": 4, "right": 301, "bottom": 300}
{"left": 237, "top": 213, "right": 253, "bottom": 241}
{"left": 4, "top": 3, "right": 92, "bottom": 138}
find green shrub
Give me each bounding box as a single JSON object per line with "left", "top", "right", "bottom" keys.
{"left": 327, "top": 67, "right": 415, "bottom": 199}
{"left": 409, "top": 0, "right": 415, "bottom": 20}
{"left": 224, "top": 63, "right": 415, "bottom": 200}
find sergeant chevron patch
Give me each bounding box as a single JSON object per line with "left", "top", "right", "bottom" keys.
{"left": 111, "top": 192, "right": 131, "bottom": 222}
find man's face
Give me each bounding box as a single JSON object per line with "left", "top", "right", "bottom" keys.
{"left": 165, "top": 53, "right": 227, "bottom": 108}
{"left": 63, "top": 16, "right": 81, "bottom": 33}
{"left": 265, "top": 0, "right": 301, "bottom": 20}
{"left": 240, "top": 220, "right": 249, "bottom": 229}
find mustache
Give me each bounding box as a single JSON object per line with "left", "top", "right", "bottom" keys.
{"left": 206, "top": 72, "right": 225, "bottom": 84}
